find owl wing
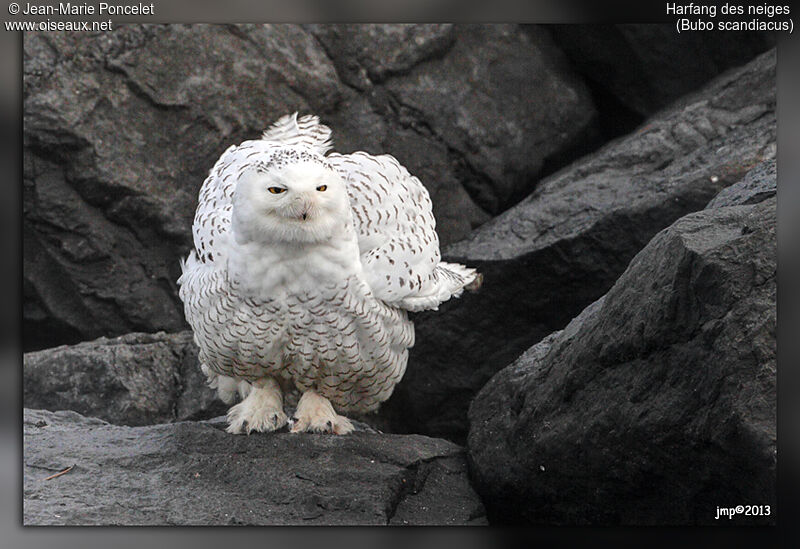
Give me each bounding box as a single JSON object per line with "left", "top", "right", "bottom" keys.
{"left": 327, "top": 151, "right": 478, "bottom": 311}
{"left": 181, "top": 144, "right": 238, "bottom": 272}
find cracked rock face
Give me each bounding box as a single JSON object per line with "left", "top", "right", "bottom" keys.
{"left": 23, "top": 331, "right": 225, "bottom": 426}
{"left": 467, "top": 196, "right": 776, "bottom": 525}
{"left": 23, "top": 409, "right": 486, "bottom": 525}
{"left": 23, "top": 23, "right": 597, "bottom": 351}
{"left": 375, "top": 49, "right": 776, "bottom": 443}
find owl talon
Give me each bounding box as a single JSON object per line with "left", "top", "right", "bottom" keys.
{"left": 289, "top": 390, "right": 354, "bottom": 435}
{"left": 225, "top": 377, "right": 286, "bottom": 435}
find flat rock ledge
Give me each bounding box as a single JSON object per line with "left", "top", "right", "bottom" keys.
{"left": 23, "top": 409, "right": 486, "bottom": 526}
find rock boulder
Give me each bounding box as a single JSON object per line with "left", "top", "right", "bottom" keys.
{"left": 23, "top": 331, "right": 224, "bottom": 426}
{"left": 467, "top": 197, "right": 776, "bottom": 524}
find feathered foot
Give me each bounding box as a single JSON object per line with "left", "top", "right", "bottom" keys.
{"left": 226, "top": 377, "right": 287, "bottom": 435}
{"left": 289, "top": 390, "right": 354, "bottom": 435}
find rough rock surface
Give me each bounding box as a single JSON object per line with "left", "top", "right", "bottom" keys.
{"left": 23, "top": 23, "right": 596, "bottom": 351}
{"left": 23, "top": 408, "right": 486, "bottom": 525}
{"left": 546, "top": 24, "right": 776, "bottom": 117}
{"left": 467, "top": 197, "right": 776, "bottom": 525}
{"left": 706, "top": 159, "right": 776, "bottom": 209}
{"left": 374, "top": 50, "right": 776, "bottom": 443}
{"left": 304, "top": 24, "right": 457, "bottom": 90}
{"left": 24, "top": 331, "right": 224, "bottom": 426}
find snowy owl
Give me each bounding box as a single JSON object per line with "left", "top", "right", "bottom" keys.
{"left": 178, "top": 113, "right": 480, "bottom": 435}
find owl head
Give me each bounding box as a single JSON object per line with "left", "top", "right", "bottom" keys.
{"left": 231, "top": 149, "right": 349, "bottom": 245}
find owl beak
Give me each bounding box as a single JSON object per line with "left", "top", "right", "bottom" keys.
{"left": 290, "top": 193, "right": 315, "bottom": 221}
{"left": 296, "top": 205, "right": 310, "bottom": 221}
{"left": 297, "top": 195, "right": 314, "bottom": 221}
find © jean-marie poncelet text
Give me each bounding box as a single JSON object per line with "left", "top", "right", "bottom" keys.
{"left": 21, "top": 2, "right": 153, "bottom": 15}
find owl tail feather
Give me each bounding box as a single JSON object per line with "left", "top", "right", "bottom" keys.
{"left": 399, "top": 262, "right": 481, "bottom": 312}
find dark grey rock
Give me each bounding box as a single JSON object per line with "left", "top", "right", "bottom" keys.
{"left": 382, "top": 24, "right": 597, "bottom": 214}
{"left": 706, "top": 159, "right": 776, "bottom": 209}
{"left": 376, "top": 50, "right": 776, "bottom": 443}
{"left": 23, "top": 331, "right": 225, "bottom": 425}
{"left": 546, "top": 24, "right": 776, "bottom": 117}
{"left": 23, "top": 408, "right": 486, "bottom": 525}
{"left": 468, "top": 198, "right": 776, "bottom": 525}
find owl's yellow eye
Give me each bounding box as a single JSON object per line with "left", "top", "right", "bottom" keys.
{"left": 268, "top": 187, "right": 286, "bottom": 194}
{"left": 316, "top": 185, "right": 327, "bottom": 192}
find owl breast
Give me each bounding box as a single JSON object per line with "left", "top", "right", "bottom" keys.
{"left": 184, "top": 268, "right": 414, "bottom": 413}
